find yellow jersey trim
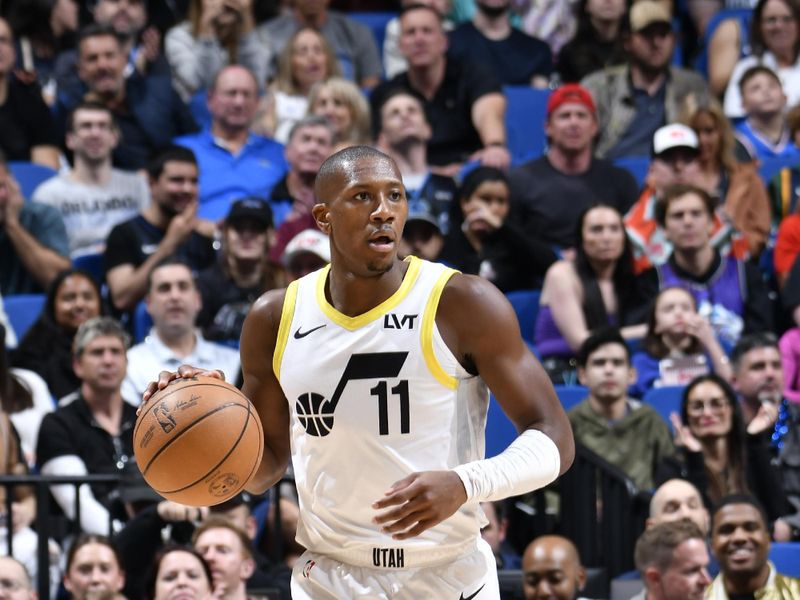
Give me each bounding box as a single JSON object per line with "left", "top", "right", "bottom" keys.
{"left": 273, "top": 281, "right": 299, "bottom": 381}
{"left": 315, "top": 256, "right": 423, "bottom": 331}
{"left": 421, "top": 268, "right": 458, "bottom": 390}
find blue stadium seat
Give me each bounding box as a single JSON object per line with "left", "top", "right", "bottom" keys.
{"left": 614, "top": 156, "right": 650, "bottom": 188}
{"left": 4, "top": 294, "right": 45, "bottom": 341}
{"left": 769, "top": 542, "right": 800, "bottom": 577}
{"left": 503, "top": 86, "right": 550, "bottom": 166}
{"left": 9, "top": 161, "right": 57, "bottom": 200}
{"left": 72, "top": 253, "right": 105, "bottom": 286}
{"left": 643, "top": 386, "right": 684, "bottom": 430}
{"left": 505, "top": 290, "right": 540, "bottom": 345}
{"left": 133, "top": 300, "right": 152, "bottom": 343}
{"left": 486, "top": 393, "right": 517, "bottom": 458}
{"left": 349, "top": 12, "right": 396, "bottom": 57}
{"left": 694, "top": 9, "right": 752, "bottom": 77}
{"left": 555, "top": 384, "right": 588, "bottom": 412}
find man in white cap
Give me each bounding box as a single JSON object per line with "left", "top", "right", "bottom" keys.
{"left": 625, "top": 123, "right": 748, "bottom": 272}
{"left": 581, "top": 0, "right": 709, "bottom": 159}
{"left": 283, "top": 229, "right": 331, "bottom": 281}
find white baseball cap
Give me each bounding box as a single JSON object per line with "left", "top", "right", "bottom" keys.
{"left": 283, "top": 229, "right": 331, "bottom": 266}
{"left": 652, "top": 123, "right": 699, "bottom": 157}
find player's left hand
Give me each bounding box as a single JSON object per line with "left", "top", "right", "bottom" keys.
{"left": 371, "top": 471, "right": 467, "bottom": 539}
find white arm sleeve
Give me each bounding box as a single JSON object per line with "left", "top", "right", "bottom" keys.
{"left": 40, "top": 455, "right": 115, "bottom": 536}
{"left": 452, "top": 429, "right": 561, "bottom": 503}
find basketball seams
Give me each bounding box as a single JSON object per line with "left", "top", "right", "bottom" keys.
{"left": 133, "top": 376, "right": 263, "bottom": 506}
{"left": 154, "top": 403, "right": 251, "bottom": 494}
{"left": 133, "top": 380, "right": 249, "bottom": 440}
{"left": 141, "top": 401, "right": 248, "bottom": 476}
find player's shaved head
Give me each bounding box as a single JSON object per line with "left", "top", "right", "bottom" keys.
{"left": 314, "top": 145, "right": 398, "bottom": 203}
{"left": 522, "top": 535, "right": 586, "bottom": 600}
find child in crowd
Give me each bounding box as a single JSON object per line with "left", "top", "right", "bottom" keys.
{"left": 631, "top": 287, "right": 733, "bottom": 398}
{"left": 735, "top": 65, "right": 800, "bottom": 160}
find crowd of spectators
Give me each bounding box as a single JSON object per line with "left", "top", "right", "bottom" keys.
{"left": 3, "top": 0, "right": 800, "bottom": 598}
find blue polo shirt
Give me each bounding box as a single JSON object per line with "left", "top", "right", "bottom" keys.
{"left": 174, "top": 128, "right": 288, "bottom": 214}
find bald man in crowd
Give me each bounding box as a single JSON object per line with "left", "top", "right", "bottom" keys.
{"left": 521, "top": 535, "right": 588, "bottom": 600}
{"left": 647, "top": 479, "right": 710, "bottom": 534}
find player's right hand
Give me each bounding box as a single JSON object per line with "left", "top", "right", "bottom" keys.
{"left": 138, "top": 365, "right": 226, "bottom": 413}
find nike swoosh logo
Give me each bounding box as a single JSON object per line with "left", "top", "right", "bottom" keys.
{"left": 459, "top": 584, "right": 485, "bottom": 600}
{"left": 293, "top": 324, "right": 327, "bottom": 339}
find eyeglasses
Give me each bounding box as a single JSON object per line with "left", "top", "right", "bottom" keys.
{"left": 686, "top": 397, "right": 729, "bottom": 415}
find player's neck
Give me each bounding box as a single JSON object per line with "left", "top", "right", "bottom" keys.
{"left": 326, "top": 258, "right": 408, "bottom": 317}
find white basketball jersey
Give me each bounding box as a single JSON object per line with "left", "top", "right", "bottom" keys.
{"left": 273, "top": 256, "right": 489, "bottom": 564}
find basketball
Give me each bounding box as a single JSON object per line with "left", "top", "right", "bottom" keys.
{"left": 133, "top": 375, "right": 264, "bottom": 507}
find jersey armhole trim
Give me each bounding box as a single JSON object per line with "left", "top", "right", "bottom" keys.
{"left": 273, "top": 280, "right": 299, "bottom": 381}
{"left": 421, "top": 268, "right": 459, "bottom": 390}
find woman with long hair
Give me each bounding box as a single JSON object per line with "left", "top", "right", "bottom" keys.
{"left": 724, "top": 0, "right": 800, "bottom": 117}
{"left": 657, "top": 373, "right": 789, "bottom": 521}
{"left": 439, "top": 166, "right": 556, "bottom": 292}
{"left": 165, "top": 0, "right": 271, "bottom": 100}
{"left": 4, "top": 0, "right": 78, "bottom": 104}
{"left": 308, "top": 77, "right": 371, "bottom": 151}
{"left": 254, "top": 27, "right": 340, "bottom": 143}
{"left": 12, "top": 269, "right": 102, "bottom": 400}
{"left": 534, "top": 203, "right": 657, "bottom": 383}
{"left": 684, "top": 100, "right": 771, "bottom": 257}
{"left": 556, "top": 0, "right": 628, "bottom": 83}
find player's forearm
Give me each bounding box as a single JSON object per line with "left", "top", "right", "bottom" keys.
{"left": 4, "top": 221, "right": 70, "bottom": 289}
{"left": 452, "top": 429, "right": 566, "bottom": 503}
{"left": 245, "top": 450, "right": 289, "bottom": 495}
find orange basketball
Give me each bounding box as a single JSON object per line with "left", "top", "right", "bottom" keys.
{"left": 133, "top": 376, "right": 264, "bottom": 507}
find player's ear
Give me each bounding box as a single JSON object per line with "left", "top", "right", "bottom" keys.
{"left": 312, "top": 203, "right": 331, "bottom": 233}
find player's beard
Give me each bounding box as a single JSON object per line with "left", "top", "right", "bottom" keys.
{"left": 367, "top": 260, "right": 394, "bottom": 273}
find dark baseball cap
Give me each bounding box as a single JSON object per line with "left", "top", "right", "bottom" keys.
{"left": 225, "top": 198, "right": 273, "bottom": 229}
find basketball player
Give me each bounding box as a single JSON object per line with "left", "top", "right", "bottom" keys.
{"left": 142, "top": 146, "right": 575, "bottom": 599}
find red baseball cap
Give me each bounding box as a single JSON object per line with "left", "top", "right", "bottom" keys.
{"left": 546, "top": 84, "right": 596, "bottom": 117}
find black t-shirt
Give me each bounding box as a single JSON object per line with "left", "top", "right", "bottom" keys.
{"left": 36, "top": 396, "right": 138, "bottom": 508}
{"left": 508, "top": 155, "right": 639, "bottom": 248}
{"left": 0, "top": 76, "right": 58, "bottom": 161}
{"left": 439, "top": 221, "right": 557, "bottom": 292}
{"left": 370, "top": 58, "right": 502, "bottom": 166}
{"left": 103, "top": 215, "right": 217, "bottom": 275}
{"left": 447, "top": 23, "right": 553, "bottom": 86}
{"left": 557, "top": 29, "right": 626, "bottom": 83}
{"left": 196, "top": 261, "right": 266, "bottom": 343}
